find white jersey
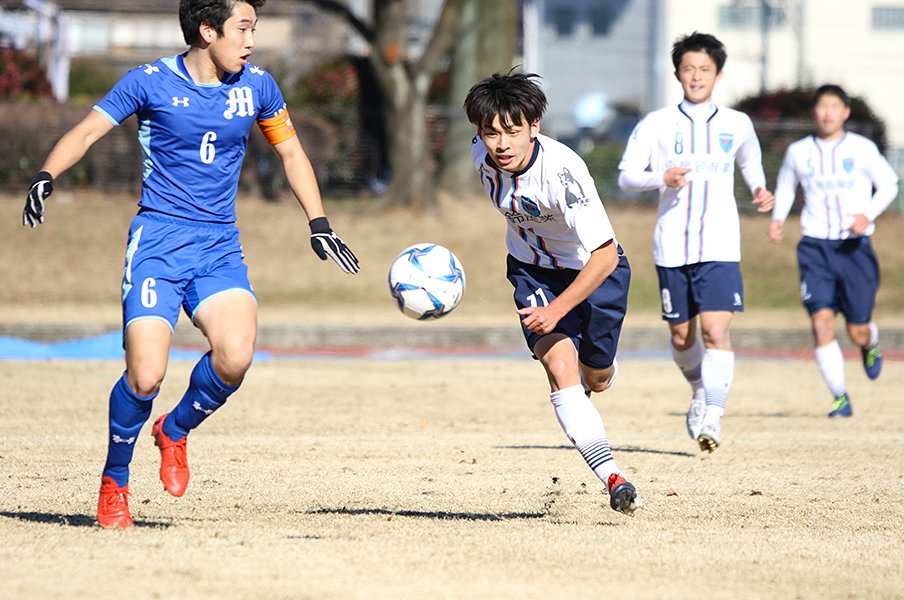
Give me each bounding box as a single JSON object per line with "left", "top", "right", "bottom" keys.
{"left": 772, "top": 132, "right": 899, "bottom": 240}
{"left": 618, "top": 101, "right": 767, "bottom": 267}
{"left": 471, "top": 133, "right": 616, "bottom": 270}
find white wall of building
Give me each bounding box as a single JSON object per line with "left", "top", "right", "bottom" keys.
{"left": 660, "top": 0, "right": 904, "bottom": 149}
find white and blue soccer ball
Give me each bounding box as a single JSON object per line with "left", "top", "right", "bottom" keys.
{"left": 388, "top": 243, "right": 466, "bottom": 320}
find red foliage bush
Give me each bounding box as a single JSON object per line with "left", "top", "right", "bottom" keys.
{"left": 0, "top": 48, "right": 54, "bottom": 100}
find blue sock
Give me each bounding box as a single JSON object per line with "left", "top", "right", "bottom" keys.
{"left": 163, "top": 352, "right": 239, "bottom": 441}
{"left": 103, "top": 374, "right": 157, "bottom": 487}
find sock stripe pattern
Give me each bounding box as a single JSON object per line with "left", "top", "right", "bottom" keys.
{"left": 549, "top": 385, "right": 618, "bottom": 482}
{"left": 576, "top": 438, "right": 614, "bottom": 471}
{"left": 702, "top": 349, "right": 734, "bottom": 410}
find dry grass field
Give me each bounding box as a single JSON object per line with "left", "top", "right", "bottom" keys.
{"left": 1, "top": 191, "right": 903, "bottom": 599}
{"left": 1, "top": 358, "right": 902, "bottom": 599}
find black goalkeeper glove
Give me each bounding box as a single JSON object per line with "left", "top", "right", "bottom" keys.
{"left": 309, "top": 216, "right": 360, "bottom": 274}
{"left": 23, "top": 171, "right": 54, "bottom": 228}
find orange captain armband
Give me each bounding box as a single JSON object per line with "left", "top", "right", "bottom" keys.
{"left": 258, "top": 105, "right": 296, "bottom": 145}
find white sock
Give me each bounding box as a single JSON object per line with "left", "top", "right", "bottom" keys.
{"left": 867, "top": 323, "right": 879, "bottom": 348}
{"left": 815, "top": 340, "right": 846, "bottom": 397}
{"left": 672, "top": 339, "right": 704, "bottom": 392}
{"left": 701, "top": 349, "right": 734, "bottom": 410}
{"left": 607, "top": 358, "right": 619, "bottom": 390}
{"left": 549, "top": 385, "right": 619, "bottom": 484}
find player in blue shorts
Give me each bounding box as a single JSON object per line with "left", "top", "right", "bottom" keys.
{"left": 22, "top": 0, "right": 359, "bottom": 528}
{"left": 618, "top": 33, "right": 774, "bottom": 452}
{"left": 768, "top": 85, "right": 899, "bottom": 417}
{"left": 463, "top": 72, "right": 642, "bottom": 516}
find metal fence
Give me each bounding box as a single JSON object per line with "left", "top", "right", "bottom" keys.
{"left": 2, "top": 102, "right": 901, "bottom": 211}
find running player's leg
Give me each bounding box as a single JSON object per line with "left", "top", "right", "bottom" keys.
{"left": 162, "top": 289, "right": 256, "bottom": 442}
{"left": 104, "top": 321, "right": 172, "bottom": 487}
{"left": 698, "top": 310, "right": 734, "bottom": 449}
{"left": 838, "top": 238, "right": 882, "bottom": 381}
{"left": 798, "top": 237, "right": 853, "bottom": 415}
{"left": 658, "top": 266, "right": 706, "bottom": 438}
{"left": 810, "top": 309, "right": 851, "bottom": 416}
{"left": 508, "top": 255, "right": 639, "bottom": 514}
{"left": 694, "top": 261, "right": 744, "bottom": 451}
{"left": 99, "top": 320, "right": 172, "bottom": 528}
{"left": 99, "top": 214, "right": 184, "bottom": 527}
{"left": 535, "top": 335, "right": 637, "bottom": 514}
{"left": 573, "top": 252, "right": 640, "bottom": 514}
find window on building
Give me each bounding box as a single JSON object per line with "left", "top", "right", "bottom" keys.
{"left": 872, "top": 6, "right": 904, "bottom": 29}
{"left": 551, "top": 6, "right": 575, "bottom": 37}
{"left": 589, "top": 5, "right": 613, "bottom": 36}
{"left": 718, "top": 1, "right": 785, "bottom": 30}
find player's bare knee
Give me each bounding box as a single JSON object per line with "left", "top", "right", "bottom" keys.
{"left": 541, "top": 355, "right": 574, "bottom": 388}
{"left": 126, "top": 370, "right": 164, "bottom": 398}
{"left": 211, "top": 344, "right": 253, "bottom": 384}
{"left": 586, "top": 377, "right": 611, "bottom": 394}
{"left": 847, "top": 324, "right": 870, "bottom": 347}
{"left": 670, "top": 331, "right": 693, "bottom": 350}
{"left": 701, "top": 326, "right": 730, "bottom": 348}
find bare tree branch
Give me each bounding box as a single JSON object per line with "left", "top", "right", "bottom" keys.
{"left": 295, "top": 0, "right": 375, "bottom": 44}
{"left": 416, "top": 0, "right": 466, "bottom": 77}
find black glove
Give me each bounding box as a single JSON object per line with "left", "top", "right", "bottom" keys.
{"left": 23, "top": 171, "right": 53, "bottom": 228}
{"left": 309, "top": 216, "right": 359, "bottom": 274}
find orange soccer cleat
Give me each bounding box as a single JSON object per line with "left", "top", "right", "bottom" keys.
{"left": 151, "top": 413, "right": 190, "bottom": 497}
{"left": 97, "top": 476, "right": 133, "bottom": 529}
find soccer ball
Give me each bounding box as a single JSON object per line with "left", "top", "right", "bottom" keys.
{"left": 388, "top": 243, "right": 466, "bottom": 320}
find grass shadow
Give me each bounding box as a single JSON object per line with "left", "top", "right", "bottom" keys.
{"left": 308, "top": 506, "right": 545, "bottom": 522}
{"left": 496, "top": 444, "right": 693, "bottom": 458}
{"left": 0, "top": 511, "right": 172, "bottom": 529}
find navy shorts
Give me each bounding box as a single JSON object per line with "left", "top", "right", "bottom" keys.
{"left": 656, "top": 261, "right": 744, "bottom": 323}
{"left": 120, "top": 210, "right": 255, "bottom": 332}
{"left": 797, "top": 236, "right": 879, "bottom": 324}
{"left": 506, "top": 250, "right": 630, "bottom": 369}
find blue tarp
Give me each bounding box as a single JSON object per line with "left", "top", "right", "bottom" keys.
{"left": 0, "top": 332, "right": 271, "bottom": 361}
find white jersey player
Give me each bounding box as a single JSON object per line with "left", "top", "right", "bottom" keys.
{"left": 464, "top": 72, "right": 642, "bottom": 516}
{"left": 471, "top": 132, "right": 617, "bottom": 271}
{"left": 769, "top": 84, "right": 899, "bottom": 417}
{"left": 617, "top": 32, "right": 774, "bottom": 453}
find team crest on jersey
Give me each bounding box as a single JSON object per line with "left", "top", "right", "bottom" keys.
{"left": 519, "top": 196, "right": 541, "bottom": 217}
{"left": 718, "top": 133, "right": 733, "bottom": 153}
{"left": 224, "top": 86, "right": 256, "bottom": 120}
{"left": 558, "top": 168, "right": 588, "bottom": 207}
{"left": 842, "top": 158, "right": 854, "bottom": 173}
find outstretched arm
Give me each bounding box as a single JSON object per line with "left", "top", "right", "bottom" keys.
{"left": 271, "top": 136, "right": 359, "bottom": 274}
{"left": 23, "top": 110, "right": 115, "bottom": 227}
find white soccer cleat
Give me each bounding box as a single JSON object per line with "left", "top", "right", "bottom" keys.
{"left": 697, "top": 410, "right": 722, "bottom": 453}
{"left": 686, "top": 388, "right": 706, "bottom": 440}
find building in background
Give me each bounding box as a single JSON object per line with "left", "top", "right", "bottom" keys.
{"left": 523, "top": 0, "right": 904, "bottom": 161}
{"left": 0, "top": 0, "right": 350, "bottom": 101}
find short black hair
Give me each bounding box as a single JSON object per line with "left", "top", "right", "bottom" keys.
{"left": 179, "top": 0, "right": 266, "bottom": 46}
{"left": 671, "top": 32, "right": 727, "bottom": 72}
{"left": 463, "top": 72, "right": 548, "bottom": 131}
{"left": 813, "top": 84, "right": 850, "bottom": 107}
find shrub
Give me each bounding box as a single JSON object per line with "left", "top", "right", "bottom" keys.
{"left": 0, "top": 48, "right": 54, "bottom": 100}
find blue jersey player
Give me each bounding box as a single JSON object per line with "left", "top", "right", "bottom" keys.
{"left": 464, "top": 73, "right": 642, "bottom": 516}
{"left": 22, "top": 0, "right": 359, "bottom": 529}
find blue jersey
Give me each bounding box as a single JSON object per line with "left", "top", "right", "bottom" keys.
{"left": 94, "top": 54, "right": 289, "bottom": 223}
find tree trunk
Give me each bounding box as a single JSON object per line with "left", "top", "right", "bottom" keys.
{"left": 438, "top": 0, "right": 518, "bottom": 194}
{"left": 294, "top": 0, "right": 465, "bottom": 209}
{"left": 384, "top": 84, "right": 432, "bottom": 211}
